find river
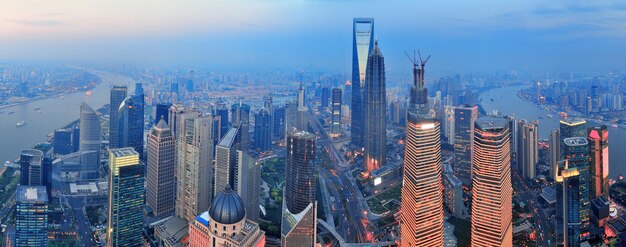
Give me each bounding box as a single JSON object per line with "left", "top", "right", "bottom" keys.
{"left": 0, "top": 70, "right": 135, "bottom": 163}
{"left": 479, "top": 85, "right": 626, "bottom": 179}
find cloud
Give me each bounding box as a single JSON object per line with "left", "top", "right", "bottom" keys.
{"left": 7, "top": 19, "right": 64, "bottom": 27}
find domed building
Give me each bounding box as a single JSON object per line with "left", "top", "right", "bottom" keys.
{"left": 188, "top": 188, "right": 265, "bottom": 247}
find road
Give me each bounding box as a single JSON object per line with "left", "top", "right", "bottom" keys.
{"left": 512, "top": 170, "right": 552, "bottom": 246}
{"left": 67, "top": 196, "right": 95, "bottom": 247}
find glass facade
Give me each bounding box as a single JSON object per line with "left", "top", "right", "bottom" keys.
{"left": 364, "top": 40, "right": 386, "bottom": 174}
{"left": 15, "top": 185, "right": 48, "bottom": 247}
{"left": 350, "top": 18, "right": 374, "bottom": 147}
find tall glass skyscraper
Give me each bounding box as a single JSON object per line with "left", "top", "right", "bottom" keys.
{"left": 588, "top": 125, "right": 609, "bottom": 199}
{"left": 119, "top": 94, "right": 145, "bottom": 159}
{"left": 107, "top": 148, "right": 145, "bottom": 246}
{"left": 155, "top": 103, "right": 171, "bottom": 125}
{"left": 364, "top": 40, "right": 386, "bottom": 174}
{"left": 563, "top": 137, "right": 590, "bottom": 237}
{"left": 281, "top": 129, "right": 317, "bottom": 246}
{"left": 254, "top": 107, "right": 272, "bottom": 151}
{"left": 471, "top": 116, "right": 513, "bottom": 247}
{"left": 453, "top": 104, "right": 478, "bottom": 186}
{"left": 350, "top": 18, "right": 374, "bottom": 148}
{"left": 231, "top": 102, "right": 251, "bottom": 151}
{"left": 146, "top": 119, "right": 176, "bottom": 218}
{"left": 109, "top": 85, "right": 128, "bottom": 149}
{"left": 400, "top": 58, "right": 444, "bottom": 246}
{"left": 15, "top": 185, "right": 48, "bottom": 247}
{"left": 331, "top": 88, "right": 342, "bottom": 137}
{"left": 53, "top": 129, "right": 73, "bottom": 155}
{"left": 556, "top": 164, "right": 581, "bottom": 247}
{"left": 79, "top": 102, "right": 101, "bottom": 179}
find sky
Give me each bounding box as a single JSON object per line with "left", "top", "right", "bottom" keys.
{"left": 2, "top": 0, "right": 626, "bottom": 74}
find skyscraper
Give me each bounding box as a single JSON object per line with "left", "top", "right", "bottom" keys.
{"left": 560, "top": 119, "right": 587, "bottom": 141}
{"left": 146, "top": 118, "right": 176, "bottom": 218}
{"left": 231, "top": 102, "right": 251, "bottom": 151}
{"left": 588, "top": 125, "right": 609, "bottom": 199}
{"left": 520, "top": 120, "right": 539, "bottom": 179}
{"left": 350, "top": 18, "right": 374, "bottom": 148}
{"left": 281, "top": 129, "right": 317, "bottom": 246}
{"left": 109, "top": 85, "right": 128, "bottom": 149}
{"left": 19, "top": 149, "right": 44, "bottom": 186}
{"left": 215, "top": 101, "right": 230, "bottom": 139}
{"left": 214, "top": 126, "right": 242, "bottom": 198}
{"left": 400, "top": 55, "right": 444, "bottom": 247}
{"left": 331, "top": 88, "right": 342, "bottom": 137}
{"left": 296, "top": 81, "right": 309, "bottom": 132}
{"left": 284, "top": 100, "right": 298, "bottom": 136}
{"left": 273, "top": 105, "right": 285, "bottom": 139}
{"left": 563, "top": 137, "right": 591, "bottom": 238}
{"left": 549, "top": 128, "right": 561, "bottom": 180}
{"left": 556, "top": 163, "right": 581, "bottom": 247}
{"left": 453, "top": 104, "right": 478, "bottom": 186}
{"left": 471, "top": 116, "right": 512, "bottom": 247}
{"left": 263, "top": 96, "right": 274, "bottom": 140}
{"left": 53, "top": 128, "right": 73, "bottom": 155}
{"left": 254, "top": 107, "right": 272, "bottom": 151}
{"left": 118, "top": 94, "right": 145, "bottom": 159}
{"left": 15, "top": 185, "right": 48, "bottom": 247}
{"left": 236, "top": 150, "right": 261, "bottom": 223}
{"left": 168, "top": 104, "right": 185, "bottom": 138}
{"left": 107, "top": 148, "right": 145, "bottom": 246}
{"left": 364, "top": 40, "right": 386, "bottom": 174}
{"left": 72, "top": 125, "right": 80, "bottom": 152}
{"left": 79, "top": 102, "right": 101, "bottom": 179}
{"left": 155, "top": 103, "right": 171, "bottom": 125}
{"left": 175, "top": 113, "right": 217, "bottom": 222}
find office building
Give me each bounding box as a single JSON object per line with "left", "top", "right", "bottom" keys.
{"left": 281, "top": 129, "right": 317, "bottom": 246}
{"left": 321, "top": 86, "right": 330, "bottom": 109}
{"left": 443, "top": 172, "right": 467, "bottom": 218}
{"left": 400, "top": 57, "right": 444, "bottom": 247}
{"left": 331, "top": 88, "right": 342, "bottom": 137}
{"left": 109, "top": 85, "right": 128, "bottom": 149}
{"left": 520, "top": 120, "right": 539, "bottom": 179}
{"left": 118, "top": 94, "right": 145, "bottom": 159}
{"left": 236, "top": 151, "right": 261, "bottom": 223}
{"left": 175, "top": 113, "right": 217, "bottom": 222}
{"left": 107, "top": 148, "right": 145, "bottom": 246}
{"left": 53, "top": 129, "right": 73, "bottom": 155}
{"left": 560, "top": 119, "right": 587, "bottom": 140}
{"left": 563, "top": 137, "right": 591, "bottom": 237}
{"left": 215, "top": 101, "right": 230, "bottom": 139}
{"left": 453, "top": 105, "right": 478, "bottom": 186}
{"left": 146, "top": 119, "right": 176, "bottom": 218}
{"left": 214, "top": 127, "right": 242, "bottom": 198}
{"left": 168, "top": 104, "right": 185, "bottom": 138}
{"left": 188, "top": 188, "right": 266, "bottom": 247}
{"left": 15, "top": 185, "right": 48, "bottom": 247}
{"left": 284, "top": 100, "right": 298, "bottom": 137}
{"left": 273, "top": 106, "right": 285, "bottom": 139}
{"left": 231, "top": 102, "right": 251, "bottom": 151}
{"left": 155, "top": 103, "right": 171, "bottom": 125}
{"left": 19, "top": 149, "right": 44, "bottom": 186}
{"left": 471, "top": 116, "right": 512, "bottom": 247}
{"left": 364, "top": 40, "right": 386, "bottom": 175}
{"left": 295, "top": 81, "right": 309, "bottom": 133}
{"left": 72, "top": 125, "right": 80, "bottom": 152}
{"left": 263, "top": 96, "right": 274, "bottom": 140}
{"left": 588, "top": 125, "right": 609, "bottom": 199}
{"left": 556, "top": 165, "right": 581, "bottom": 247}
{"left": 79, "top": 102, "right": 101, "bottom": 179}
{"left": 549, "top": 128, "right": 561, "bottom": 180}
{"left": 350, "top": 18, "right": 374, "bottom": 148}
{"left": 254, "top": 107, "right": 272, "bottom": 151}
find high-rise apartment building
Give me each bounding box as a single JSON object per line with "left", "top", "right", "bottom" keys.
{"left": 15, "top": 185, "right": 48, "bottom": 247}
{"left": 79, "top": 102, "right": 101, "bottom": 179}
{"left": 453, "top": 104, "right": 478, "bottom": 186}
{"left": 146, "top": 119, "right": 176, "bottom": 218}
{"left": 400, "top": 56, "right": 444, "bottom": 247}
{"left": 281, "top": 129, "right": 317, "bottom": 246}
{"left": 471, "top": 116, "right": 512, "bottom": 247}
{"left": 350, "top": 18, "right": 374, "bottom": 148}
{"left": 588, "top": 125, "right": 609, "bottom": 199}
{"left": 175, "top": 113, "right": 217, "bottom": 222}
{"left": 107, "top": 148, "right": 145, "bottom": 246}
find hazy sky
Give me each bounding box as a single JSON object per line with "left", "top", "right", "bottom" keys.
{"left": 2, "top": 0, "right": 626, "bottom": 74}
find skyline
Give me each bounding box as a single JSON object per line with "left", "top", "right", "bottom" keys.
{"left": 2, "top": 1, "right": 626, "bottom": 73}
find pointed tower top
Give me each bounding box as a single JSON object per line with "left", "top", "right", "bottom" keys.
{"left": 155, "top": 116, "right": 169, "bottom": 129}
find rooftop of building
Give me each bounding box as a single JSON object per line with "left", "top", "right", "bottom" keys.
{"left": 155, "top": 216, "right": 189, "bottom": 245}
{"left": 218, "top": 127, "right": 239, "bottom": 148}
{"left": 109, "top": 147, "right": 138, "bottom": 158}
{"left": 475, "top": 116, "right": 508, "bottom": 131}
{"left": 560, "top": 118, "right": 586, "bottom": 126}
{"left": 209, "top": 187, "right": 246, "bottom": 224}
{"left": 563, "top": 137, "right": 589, "bottom": 146}
{"left": 16, "top": 185, "right": 48, "bottom": 203}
